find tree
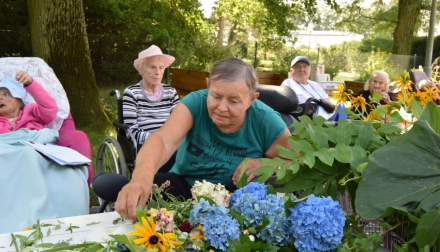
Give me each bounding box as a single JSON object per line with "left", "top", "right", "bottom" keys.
{"left": 334, "top": 0, "right": 438, "bottom": 55}
{"left": 27, "top": 0, "right": 108, "bottom": 128}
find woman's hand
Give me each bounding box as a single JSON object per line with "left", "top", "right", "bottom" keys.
{"left": 232, "top": 158, "right": 263, "bottom": 184}
{"left": 15, "top": 71, "right": 33, "bottom": 87}
{"left": 379, "top": 92, "right": 391, "bottom": 103}
{"left": 115, "top": 177, "right": 152, "bottom": 223}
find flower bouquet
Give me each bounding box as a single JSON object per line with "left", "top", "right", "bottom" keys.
{"left": 108, "top": 180, "right": 346, "bottom": 252}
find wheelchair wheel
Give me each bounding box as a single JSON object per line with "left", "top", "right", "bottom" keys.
{"left": 95, "top": 136, "right": 128, "bottom": 177}
{"left": 95, "top": 136, "right": 128, "bottom": 212}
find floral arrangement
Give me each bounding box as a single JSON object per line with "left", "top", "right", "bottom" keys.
{"left": 106, "top": 180, "right": 346, "bottom": 252}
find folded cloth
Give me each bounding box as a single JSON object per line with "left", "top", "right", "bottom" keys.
{"left": 0, "top": 128, "right": 89, "bottom": 233}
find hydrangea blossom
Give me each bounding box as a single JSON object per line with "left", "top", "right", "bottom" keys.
{"left": 229, "top": 182, "right": 267, "bottom": 207}
{"left": 189, "top": 199, "right": 240, "bottom": 251}
{"left": 189, "top": 198, "right": 212, "bottom": 225}
{"left": 202, "top": 205, "right": 240, "bottom": 251}
{"left": 191, "top": 180, "right": 231, "bottom": 207}
{"left": 288, "top": 195, "right": 346, "bottom": 252}
{"left": 232, "top": 192, "right": 292, "bottom": 246}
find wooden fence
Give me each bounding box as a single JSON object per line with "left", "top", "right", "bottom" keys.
{"left": 170, "top": 68, "right": 287, "bottom": 96}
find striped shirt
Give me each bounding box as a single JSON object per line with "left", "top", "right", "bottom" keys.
{"left": 122, "top": 81, "right": 179, "bottom": 146}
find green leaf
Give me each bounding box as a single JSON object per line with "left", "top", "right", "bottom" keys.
{"left": 287, "top": 161, "right": 299, "bottom": 174}
{"left": 355, "top": 120, "right": 440, "bottom": 219}
{"left": 389, "top": 110, "right": 404, "bottom": 124}
{"left": 420, "top": 101, "right": 440, "bottom": 135}
{"left": 300, "top": 151, "right": 315, "bottom": 168}
{"left": 415, "top": 209, "right": 440, "bottom": 248}
{"left": 411, "top": 100, "right": 424, "bottom": 119}
{"left": 135, "top": 206, "right": 147, "bottom": 223}
{"left": 276, "top": 145, "right": 298, "bottom": 160}
{"left": 308, "top": 125, "right": 329, "bottom": 149}
{"left": 371, "top": 92, "right": 382, "bottom": 102}
{"left": 287, "top": 138, "right": 314, "bottom": 152}
{"left": 315, "top": 148, "right": 334, "bottom": 166}
{"left": 336, "top": 119, "right": 351, "bottom": 145}
{"left": 377, "top": 123, "right": 402, "bottom": 134}
{"left": 334, "top": 143, "right": 352, "bottom": 164}
{"left": 236, "top": 159, "right": 249, "bottom": 189}
{"left": 354, "top": 121, "right": 373, "bottom": 149}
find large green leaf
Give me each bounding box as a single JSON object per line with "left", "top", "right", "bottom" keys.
{"left": 355, "top": 120, "right": 440, "bottom": 219}
{"left": 355, "top": 121, "right": 373, "bottom": 149}
{"left": 420, "top": 101, "right": 440, "bottom": 135}
{"left": 415, "top": 208, "right": 440, "bottom": 248}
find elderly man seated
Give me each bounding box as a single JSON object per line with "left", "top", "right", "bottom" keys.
{"left": 281, "top": 56, "right": 335, "bottom": 120}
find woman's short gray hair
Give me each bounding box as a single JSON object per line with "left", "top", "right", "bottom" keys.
{"left": 208, "top": 58, "right": 258, "bottom": 96}
{"left": 364, "top": 70, "right": 390, "bottom": 92}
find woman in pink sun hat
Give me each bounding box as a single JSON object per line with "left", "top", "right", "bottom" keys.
{"left": 124, "top": 45, "right": 180, "bottom": 166}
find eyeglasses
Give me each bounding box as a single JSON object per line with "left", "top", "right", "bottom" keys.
{"left": 292, "top": 66, "right": 310, "bottom": 70}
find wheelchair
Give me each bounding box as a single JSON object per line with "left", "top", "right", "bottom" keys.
{"left": 94, "top": 88, "right": 176, "bottom": 211}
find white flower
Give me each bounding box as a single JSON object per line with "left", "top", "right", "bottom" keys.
{"left": 191, "top": 180, "right": 231, "bottom": 207}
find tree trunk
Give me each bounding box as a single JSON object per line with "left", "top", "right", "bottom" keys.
{"left": 392, "top": 0, "right": 421, "bottom": 55}
{"left": 217, "top": 16, "right": 225, "bottom": 44}
{"left": 27, "top": 0, "right": 108, "bottom": 129}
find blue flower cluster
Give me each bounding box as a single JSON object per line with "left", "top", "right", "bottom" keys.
{"left": 229, "top": 182, "right": 267, "bottom": 206}
{"left": 231, "top": 185, "right": 292, "bottom": 247}
{"left": 288, "top": 195, "right": 346, "bottom": 252}
{"left": 189, "top": 198, "right": 240, "bottom": 251}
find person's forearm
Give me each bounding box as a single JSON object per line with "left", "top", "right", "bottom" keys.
{"left": 130, "top": 133, "right": 170, "bottom": 183}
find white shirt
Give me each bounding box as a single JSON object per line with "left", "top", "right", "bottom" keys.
{"left": 281, "top": 78, "right": 334, "bottom": 120}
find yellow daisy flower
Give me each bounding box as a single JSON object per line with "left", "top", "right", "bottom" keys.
{"left": 423, "top": 86, "right": 439, "bottom": 101}
{"left": 351, "top": 95, "right": 368, "bottom": 114}
{"left": 130, "top": 216, "right": 183, "bottom": 251}
{"left": 334, "top": 84, "right": 350, "bottom": 104}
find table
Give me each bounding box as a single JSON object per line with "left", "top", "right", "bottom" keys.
{"left": 0, "top": 212, "right": 133, "bottom": 252}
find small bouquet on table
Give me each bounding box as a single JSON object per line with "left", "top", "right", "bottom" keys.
{"left": 107, "top": 179, "right": 346, "bottom": 252}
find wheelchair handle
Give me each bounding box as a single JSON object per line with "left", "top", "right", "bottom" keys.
{"left": 109, "top": 89, "right": 121, "bottom": 100}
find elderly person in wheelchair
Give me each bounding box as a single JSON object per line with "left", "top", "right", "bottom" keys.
{"left": 0, "top": 61, "right": 89, "bottom": 233}
{"left": 93, "top": 58, "right": 299, "bottom": 222}
{"left": 124, "top": 45, "right": 179, "bottom": 149}
{"left": 281, "top": 56, "right": 336, "bottom": 120}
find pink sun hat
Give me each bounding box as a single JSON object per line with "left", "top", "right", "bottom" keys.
{"left": 133, "top": 45, "right": 175, "bottom": 72}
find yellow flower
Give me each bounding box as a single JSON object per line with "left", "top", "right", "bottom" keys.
{"left": 334, "top": 84, "right": 350, "bottom": 104}
{"left": 351, "top": 95, "right": 368, "bottom": 114}
{"left": 190, "top": 224, "right": 204, "bottom": 241}
{"left": 130, "top": 216, "right": 183, "bottom": 251}
{"left": 396, "top": 73, "right": 413, "bottom": 93}
{"left": 422, "top": 86, "right": 439, "bottom": 101}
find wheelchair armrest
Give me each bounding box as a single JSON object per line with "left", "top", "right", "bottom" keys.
{"left": 113, "top": 122, "right": 130, "bottom": 130}
{"left": 256, "top": 84, "right": 299, "bottom": 114}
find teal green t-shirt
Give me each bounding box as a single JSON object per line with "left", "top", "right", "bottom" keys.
{"left": 169, "top": 89, "right": 286, "bottom": 189}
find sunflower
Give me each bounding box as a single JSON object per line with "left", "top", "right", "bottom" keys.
{"left": 130, "top": 216, "right": 183, "bottom": 251}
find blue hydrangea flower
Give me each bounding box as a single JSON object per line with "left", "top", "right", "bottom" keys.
{"left": 202, "top": 205, "right": 240, "bottom": 251}
{"left": 189, "top": 198, "right": 212, "bottom": 225}
{"left": 288, "top": 195, "right": 346, "bottom": 252}
{"left": 257, "top": 212, "right": 293, "bottom": 247}
{"left": 230, "top": 182, "right": 267, "bottom": 207}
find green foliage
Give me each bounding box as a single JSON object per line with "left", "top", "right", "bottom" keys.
{"left": 359, "top": 38, "right": 394, "bottom": 53}
{"left": 354, "top": 49, "right": 400, "bottom": 82}
{"left": 411, "top": 35, "right": 440, "bottom": 59}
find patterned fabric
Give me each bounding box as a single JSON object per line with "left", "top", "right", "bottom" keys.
{"left": 0, "top": 57, "right": 70, "bottom": 130}
{"left": 122, "top": 81, "right": 179, "bottom": 146}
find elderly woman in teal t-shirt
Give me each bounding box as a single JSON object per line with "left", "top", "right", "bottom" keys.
{"left": 94, "top": 58, "right": 294, "bottom": 223}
